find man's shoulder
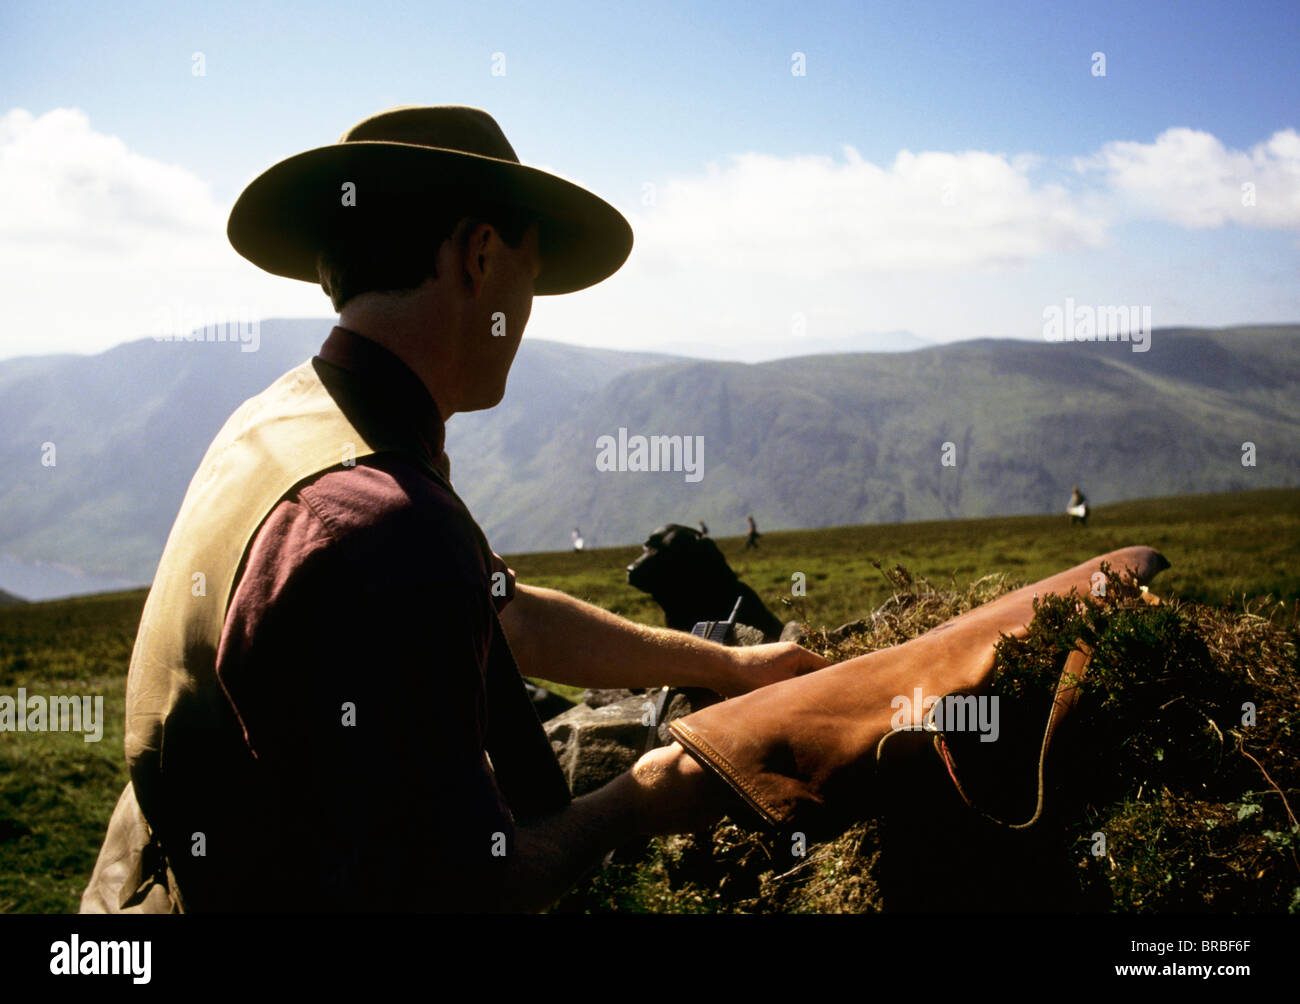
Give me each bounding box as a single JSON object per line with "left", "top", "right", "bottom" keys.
{"left": 291, "top": 453, "right": 486, "bottom": 575}
{"left": 227, "top": 452, "right": 493, "bottom": 640}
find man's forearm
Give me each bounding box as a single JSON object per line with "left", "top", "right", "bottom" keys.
{"left": 499, "top": 584, "right": 734, "bottom": 692}
{"left": 479, "top": 771, "right": 641, "bottom": 912}
{"left": 466, "top": 743, "right": 727, "bottom": 913}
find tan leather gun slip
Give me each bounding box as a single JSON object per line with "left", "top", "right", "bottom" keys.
{"left": 668, "top": 545, "right": 1169, "bottom": 830}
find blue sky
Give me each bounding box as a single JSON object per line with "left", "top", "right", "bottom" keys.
{"left": 1, "top": 0, "right": 1297, "bottom": 360}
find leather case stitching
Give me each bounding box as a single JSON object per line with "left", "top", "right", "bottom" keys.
{"left": 667, "top": 721, "right": 786, "bottom": 826}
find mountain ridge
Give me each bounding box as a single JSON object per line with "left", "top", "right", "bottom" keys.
{"left": 2, "top": 322, "right": 1296, "bottom": 599}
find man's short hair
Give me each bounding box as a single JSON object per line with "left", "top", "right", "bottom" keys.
{"left": 317, "top": 197, "right": 538, "bottom": 311}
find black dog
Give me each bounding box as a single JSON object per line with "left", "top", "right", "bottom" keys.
{"left": 626, "top": 523, "right": 785, "bottom": 641}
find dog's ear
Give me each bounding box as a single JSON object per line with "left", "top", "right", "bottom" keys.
{"left": 644, "top": 523, "right": 682, "bottom": 549}
{"left": 695, "top": 534, "right": 727, "bottom": 564}
{"left": 628, "top": 526, "right": 676, "bottom": 590}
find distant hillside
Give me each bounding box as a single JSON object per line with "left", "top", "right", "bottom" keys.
{"left": 0, "top": 587, "right": 25, "bottom": 606}
{"left": 655, "top": 328, "right": 932, "bottom": 360}
{"left": 455, "top": 325, "right": 1300, "bottom": 554}
{"left": 1, "top": 322, "right": 1297, "bottom": 598}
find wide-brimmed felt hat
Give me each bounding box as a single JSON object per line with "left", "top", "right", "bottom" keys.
{"left": 227, "top": 105, "right": 633, "bottom": 295}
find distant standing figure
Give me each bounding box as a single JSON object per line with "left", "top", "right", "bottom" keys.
{"left": 571, "top": 527, "right": 585, "bottom": 551}
{"left": 698, "top": 519, "right": 709, "bottom": 537}
{"left": 1067, "top": 485, "right": 1089, "bottom": 527}
{"left": 744, "top": 514, "right": 761, "bottom": 550}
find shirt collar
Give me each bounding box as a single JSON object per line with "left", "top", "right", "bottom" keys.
{"left": 315, "top": 326, "right": 449, "bottom": 477}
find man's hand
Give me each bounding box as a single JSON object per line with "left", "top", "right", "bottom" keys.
{"left": 717, "top": 641, "right": 830, "bottom": 696}
{"left": 628, "top": 742, "right": 732, "bottom": 836}
{"left": 477, "top": 743, "right": 736, "bottom": 911}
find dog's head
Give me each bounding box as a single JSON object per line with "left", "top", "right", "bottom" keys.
{"left": 626, "top": 523, "right": 731, "bottom": 596}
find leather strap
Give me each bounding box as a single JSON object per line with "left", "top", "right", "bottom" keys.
{"left": 926, "top": 640, "right": 1094, "bottom": 829}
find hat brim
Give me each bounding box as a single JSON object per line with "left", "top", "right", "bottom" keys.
{"left": 227, "top": 142, "right": 632, "bottom": 295}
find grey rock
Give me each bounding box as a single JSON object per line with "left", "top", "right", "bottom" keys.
{"left": 779, "top": 620, "right": 806, "bottom": 644}
{"left": 730, "top": 622, "right": 767, "bottom": 647}
{"left": 544, "top": 696, "right": 659, "bottom": 796}
{"left": 544, "top": 687, "right": 725, "bottom": 796}
{"left": 580, "top": 687, "right": 640, "bottom": 709}
{"left": 655, "top": 689, "right": 720, "bottom": 745}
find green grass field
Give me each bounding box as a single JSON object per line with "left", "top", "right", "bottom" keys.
{"left": 1, "top": 486, "right": 1296, "bottom": 913}
{"left": 510, "top": 486, "right": 1300, "bottom": 629}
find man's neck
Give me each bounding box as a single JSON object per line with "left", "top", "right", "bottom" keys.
{"left": 338, "top": 295, "right": 463, "bottom": 420}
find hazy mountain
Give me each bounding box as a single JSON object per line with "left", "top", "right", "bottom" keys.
{"left": 654, "top": 329, "right": 931, "bottom": 361}
{"left": 1, "top": 322, "right": 1296, "bottom": 598}
{"left": 456, "top": 325, "right": 1300, "bottom": 553}
{"left": 0, "top": 586, "right": 26, "bottom": 606}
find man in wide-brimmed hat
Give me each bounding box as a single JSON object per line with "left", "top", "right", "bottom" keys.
{"left": 81, "top": 106, "right": 826, "bottom": 913}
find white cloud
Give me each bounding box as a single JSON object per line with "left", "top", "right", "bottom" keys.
{"left": 0, "top": 108, "right": 329, "bottom": 359}
{"left": 0, "top": 108, "right": 222, "bottom": 261}
{"left": 526, "top": 143, "right": 1116, "bottom": 356}
{"left": 0, "top": 108, "right": 1294, "bottom": 363}
{"left": 627, "top": 145, "right": 1107, "bottom": 276}
{"left": 1076, "top": 127, "right": 1300, "bottom": 229}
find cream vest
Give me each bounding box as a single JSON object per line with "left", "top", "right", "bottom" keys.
{"left": 80, "top": 354, "right": 568, "bottom": 912}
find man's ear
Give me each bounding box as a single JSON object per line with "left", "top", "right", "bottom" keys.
{"left": 461, "top": 220, "right": 496, "bottom": 296}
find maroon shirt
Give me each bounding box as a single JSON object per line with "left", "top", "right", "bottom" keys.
{"left": 209, "top": 327, "right": 519, "bottom": 910}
